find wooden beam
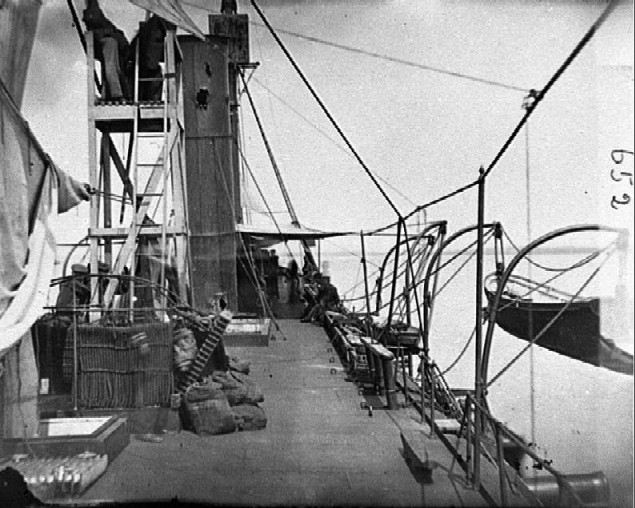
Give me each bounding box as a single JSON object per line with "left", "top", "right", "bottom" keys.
{"left": 89, "top": 225, "right": 185, "bottom": 238}
{"left": 102, "top": 156, "right": 167, "bottom": 307}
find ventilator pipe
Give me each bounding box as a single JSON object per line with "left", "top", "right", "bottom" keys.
{"left": 372, "top": 353, "right": 383, "bottom": 394}
{"left": 380, "top": 356, "right": 399, "bottom": 410}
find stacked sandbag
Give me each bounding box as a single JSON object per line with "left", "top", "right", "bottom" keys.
{"left": 183, "top": 378, "right": 236, "bottom": 435}
{"left": 210, "top": 371, "right": 263, "bottom": 406}
{"left": 210, "top": 370, "right": 266, "bottom": 431}
{"left": 229, "top": 356, "right": 251, "bottom": 375}
{"left": 231, "top": 372, "right": 264, "bottom": 405}
{"left": 211, "top": 371, "right": 246, "bottom": 406}
{"left": 232, "top": 404, "right": 267, "bottom": 431}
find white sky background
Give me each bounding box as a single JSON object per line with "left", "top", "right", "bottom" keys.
{"left": 22, "top": 0, "right": 634, "bottom": 260}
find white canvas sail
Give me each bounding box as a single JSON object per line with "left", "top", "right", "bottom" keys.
{"left": 129, "top": 0, "right": 205, "bottom": 39}
{"left": 0, "top": 0, "right": 41, "bottom": 109}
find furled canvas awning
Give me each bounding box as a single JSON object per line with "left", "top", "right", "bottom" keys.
{"left": 128, "top": 0, "right": 206, "bottom": 39}
{"left": 0, "top": 78, "right": 89, "bottom": 357}
{"left": 237, "top": 223, "right": 352, "bottom": 244}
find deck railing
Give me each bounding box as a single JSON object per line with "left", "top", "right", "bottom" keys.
{"left": 459, "top": 393, "right": 588, "bottom": 507}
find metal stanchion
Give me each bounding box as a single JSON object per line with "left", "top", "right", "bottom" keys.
{"left": 465, "top": 399, "right": 473, "bottom": 483}
{"left": 398, "top": 339, "right": 408, "bottom": 404}
{"left": 420, "top": 353, "right": 426, "bottom": 424}
{"left": 495, "top": 421, "right": 508, "bottom": 506}
{"left": 72, "top": 277, "right": 79, "bottom": 413}
{"left": 382, "top": 356, "right": 399, "bottom": 410}
{"left": 429, "top": 361, "right": 436, "bottom": 438}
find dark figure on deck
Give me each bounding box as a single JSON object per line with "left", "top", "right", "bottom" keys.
{"left": 303, "top": 254, "right": 318, "bottom": 277}
{"left": 221, "top": 0, "right": 238, "bottom": 14}
{"left": 265, "top": 249, "right": 280, "bottom": 302}
{"left": 128, "top": 15, "right": 168, "bottom": 102}
{"left": 301, "top": 276, "right": 340, "bottom": 324}
{"left": 287, "top": 259, "right": 299, "bottom": 303}
{"left": 83, "top": 0, "right": 130, "bottom": 100}
{"left": 300, "top": 278, "right": 319, "bottom": 321}
{"left": 0, "top": 467, "right": 43, "bottom": 507}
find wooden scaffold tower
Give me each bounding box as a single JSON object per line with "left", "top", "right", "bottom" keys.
{"left": 85, "top": 21, "right": 191, "bottom": 320}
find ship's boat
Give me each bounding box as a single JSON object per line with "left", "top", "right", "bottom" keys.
{"left": 484, "top": 274, "right": 633, "bottom": 375}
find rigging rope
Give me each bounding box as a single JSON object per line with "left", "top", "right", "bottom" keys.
{"left": 364, "top": 0, "right": 618, "bottom": 237}
{"left": 441, "top": 326, "right": 477, "bottom": 376}
{"left": 238, "top": 90, "right": 253, "bottom": 225}
{"left": 388, "top": 244, "right": 430, "bottom": 317}
{"left": 343, "top": 261, "right": 363, "bottom": 303}
{"left": 340, "top": 289, "right": 377, "bottom": 305}
{"left": 525, "top": 112, "right": 536, "bottom": 456}
{"left": 493, "top": 243, "right": 615, "bottom": 316}
{"left": 320, "top": 237, "right": 381, "bottom": 268}
{"left": 234, "top": 137, "right": 296, "bottom": 262}
{"left": 486, "top": 246, "right": 616, "bottom": 388}
{"left": 212, "top": 139, "right": 284, "bottom": 335}
{"left": 378, "top": 229, "right": 494, "bottom": 303}
{"left": 502, "top": 229, "right": 614, "bottom": 273}
{"left": 238, "top": 74, "right": 309, "bottom": 266}
{"left": 434, "top": 230, "right": 495, "bottom": 298}
{"left": 251, "top": 77, "right": 418, "bottom": 206}
{"left": 90, "top": 189, "right": 131, "bottom": 204}
{"left": 249, "top": 22, "right": 528, "bottom": 93}
{"left": 251, "top": 0, "right": 402, "bottom": 219}
{"left": 374, "top": 249, "right": 430, "bottom": 308}
{"left": 239, "top": 72, "right": 300, "bottom": 228}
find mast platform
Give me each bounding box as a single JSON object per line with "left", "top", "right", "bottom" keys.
{"left": 80, "top": 320, "right": 491, "bottom": 506}
{"left": 90, "top": 101, "right": 181, "bottom": 134}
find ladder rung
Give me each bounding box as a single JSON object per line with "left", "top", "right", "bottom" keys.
{"left": 138, "top": 78, "right": 164, "bottom": 82}
{"left": 137, "top": 193, "right": 164, "bottom": 197}
{"left": 137, "top": 163, "right": 163, "bottom": 167}
{"left": 137, "top": 133, "right": 164, "bottom": 138}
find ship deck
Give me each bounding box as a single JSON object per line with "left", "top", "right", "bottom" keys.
{"left": 82, "top": 319, "right": 489, "bottom": 506}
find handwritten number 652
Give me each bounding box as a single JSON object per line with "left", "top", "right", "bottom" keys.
{"left": 611, "top": 149, "right": 634, "bottom": 164}
{"left": 611, "top": 193, "right": 631, "bottom": 209}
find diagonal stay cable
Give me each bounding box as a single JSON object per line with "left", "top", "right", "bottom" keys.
{"left": 251, "top": 0, "right": 401, "bottom": 219}
{"left": 434, "top": 230, "right": 495, "bottom": 298}
{"left": 365, "top": 0, "right": 618, "bottom": 236}
{"left": 234, "top": 137, "right": 295, "bottom": 261}
{"left": 481, "top": 0, "right": 617, "bottom": 182}
{"left": 441, "top": 326, "right": 477, "bottom": 376}
{"left": 486, "top": 253, "right": 612, "bottom": 388}
{"left": 239, "top": 71, "right": 300, "bottom": 228}
{"left": 249, "top": 22, "right": 528, "bottom": 93}
{"left": 213, "top": 139, "right": 283, "bottom": 333}
{"left": 251, "top": 77, "right": 418, "bottom": 206}
{"left": 494, "top": 242, "right": 616, "bottom": 316}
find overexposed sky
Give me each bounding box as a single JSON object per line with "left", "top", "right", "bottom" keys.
{"left": 23, "top": 0, "right": 634, "bottom": 255}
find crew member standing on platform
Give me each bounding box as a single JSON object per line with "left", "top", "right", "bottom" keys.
{"left": 129, "top": 15, "right": 168, "bottom": 102}
{"left": 83, "top": 0, "right": 130, "bottom": 101}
